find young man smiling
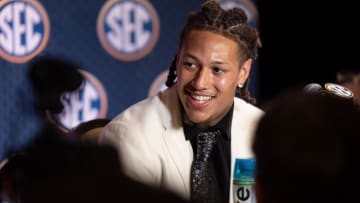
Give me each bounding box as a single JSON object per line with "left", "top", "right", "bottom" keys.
{"left": 99, "top": 1, "right": 263, "bottom": 202}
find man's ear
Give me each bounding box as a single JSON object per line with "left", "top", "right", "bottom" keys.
{"left": 238, "top": 59, "right": 252, "bottom": 85}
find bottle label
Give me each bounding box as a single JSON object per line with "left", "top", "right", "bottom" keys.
{"left": 233, "top": 158, "right": 257, "bottom": 203}
{"left": 233, "top": 183, "right": 256, "bottom": 203}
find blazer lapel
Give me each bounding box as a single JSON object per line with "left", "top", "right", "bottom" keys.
{"left": 163, "top": 128, "right": 193, "bottom": 198}
{"left": 158, "top": 86, "right": 193, "bottom": 198}
{"left": 229, "top": 98, "right": 257, "bottom": 203}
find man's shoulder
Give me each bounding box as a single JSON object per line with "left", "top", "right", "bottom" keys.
{"left": 112, "top": 95, "right": 161, "bottom": 122}
{"left": 234, "top": 97, "right": 264, "bottom": 116}
{"left": 111, "top": 87, "right": 176, "bottom": 124}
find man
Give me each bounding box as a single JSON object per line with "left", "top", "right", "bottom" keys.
{"left": 99, "top": 1, "right": 263, "bottom": 202}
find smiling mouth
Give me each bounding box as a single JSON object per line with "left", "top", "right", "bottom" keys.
{"left": 190, "top": 95, "right": 213, "bottom": 104}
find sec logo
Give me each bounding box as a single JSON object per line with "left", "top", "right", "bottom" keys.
{"left": 148, "top": 70, "right": 168, "bottom": 97}
{"left": 0, "top": 0, "right": 50, "bottom": 63}
{"left": 47, "top": 70, "right": 108, "bottom": 132}
{"left": 220, "top": 0, "right": 259, "bottom": 28}
{"left": 97, "top": 0, "right": 160, "bottom": 61}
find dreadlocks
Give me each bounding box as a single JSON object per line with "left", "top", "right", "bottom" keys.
{"left": 165, "top": 0, "right": 260, "bottom": 104}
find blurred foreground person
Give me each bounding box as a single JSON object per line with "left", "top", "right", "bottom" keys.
{"left": 1, "top": 57, "right": 187, "bottom": 203}
{"left": 253, "top": 88, "right": 360, "bottom": 203}
{"left": 1, "top": 123, "right": 188, "bottom": 203}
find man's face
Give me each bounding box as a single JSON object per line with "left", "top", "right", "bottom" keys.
{"left": 176, "top": 30, "right": 251, "bottom": 126}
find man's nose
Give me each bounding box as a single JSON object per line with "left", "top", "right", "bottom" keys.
{"left": 191, "top": 68, "right": 211, "bottom": 89}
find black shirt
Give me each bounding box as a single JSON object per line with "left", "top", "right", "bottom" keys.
{"left": 183, "top": 105, "right": 233, "bottom": 203}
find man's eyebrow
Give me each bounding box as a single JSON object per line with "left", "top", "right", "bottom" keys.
{"left": 211, "top": 61, "right": 229, "bottom": 66}
{"left": 183, "top": 53, "right": 230, "bottom": 66}
{"left": 183, "top": 53, "right": 199, "bottom": 62}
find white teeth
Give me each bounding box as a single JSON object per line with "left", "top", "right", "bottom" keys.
{"left": 191, "top": 95, "right": 212, "bottom": 103}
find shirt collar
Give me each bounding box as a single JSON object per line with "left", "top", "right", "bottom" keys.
{"left": 183, "top": 104, "right": 233, "bottom": 140}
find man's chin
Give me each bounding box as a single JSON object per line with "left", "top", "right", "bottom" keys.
{"left": 186, "top": 115, "right": 211, "bottom": 126}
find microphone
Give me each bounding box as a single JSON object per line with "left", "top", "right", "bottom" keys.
{"left": 304, "top": 82, "right": 354, "bottom": 99}
{"left": 304, "top": 83, "right": 323, "bottom": 94}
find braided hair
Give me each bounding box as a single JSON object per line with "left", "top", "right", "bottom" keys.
{"left": 165, "top": 0, "right": 260, "bottom": 104}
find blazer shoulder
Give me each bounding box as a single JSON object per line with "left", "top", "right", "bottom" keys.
{"left": 111, "top": 95, "right": 162, "bottom": 124}
{"left": 234, "top": 97, "right": 264, "bottom": 117}
{"left": 110, "top": 87, "right": 179, "bottom": 129}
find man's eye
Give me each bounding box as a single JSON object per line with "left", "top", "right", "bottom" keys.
{"left": 184, "top": 62, "right": 197, "bottom": 69}
{"left": 213, "top": 67, "right": 224, "bottom": 73}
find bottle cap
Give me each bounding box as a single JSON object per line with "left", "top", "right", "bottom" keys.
{"left": 234, "top": 158, "right": 256, "bottom": 179}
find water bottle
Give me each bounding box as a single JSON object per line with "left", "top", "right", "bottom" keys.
{"left": 233, "top": 158, "right": 256, "bottom": 203}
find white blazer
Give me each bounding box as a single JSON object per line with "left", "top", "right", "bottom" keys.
{"left": 99, "top": 85, "right": 263, "bottom": 203}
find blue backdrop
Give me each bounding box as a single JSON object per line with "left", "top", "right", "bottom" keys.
{"left": 0, "top": 0, "right": 260, "bottom": 161}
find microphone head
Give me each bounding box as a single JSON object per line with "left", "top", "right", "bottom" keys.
{"left": 304, "top": 83, "right": 323, "bottom": 94}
